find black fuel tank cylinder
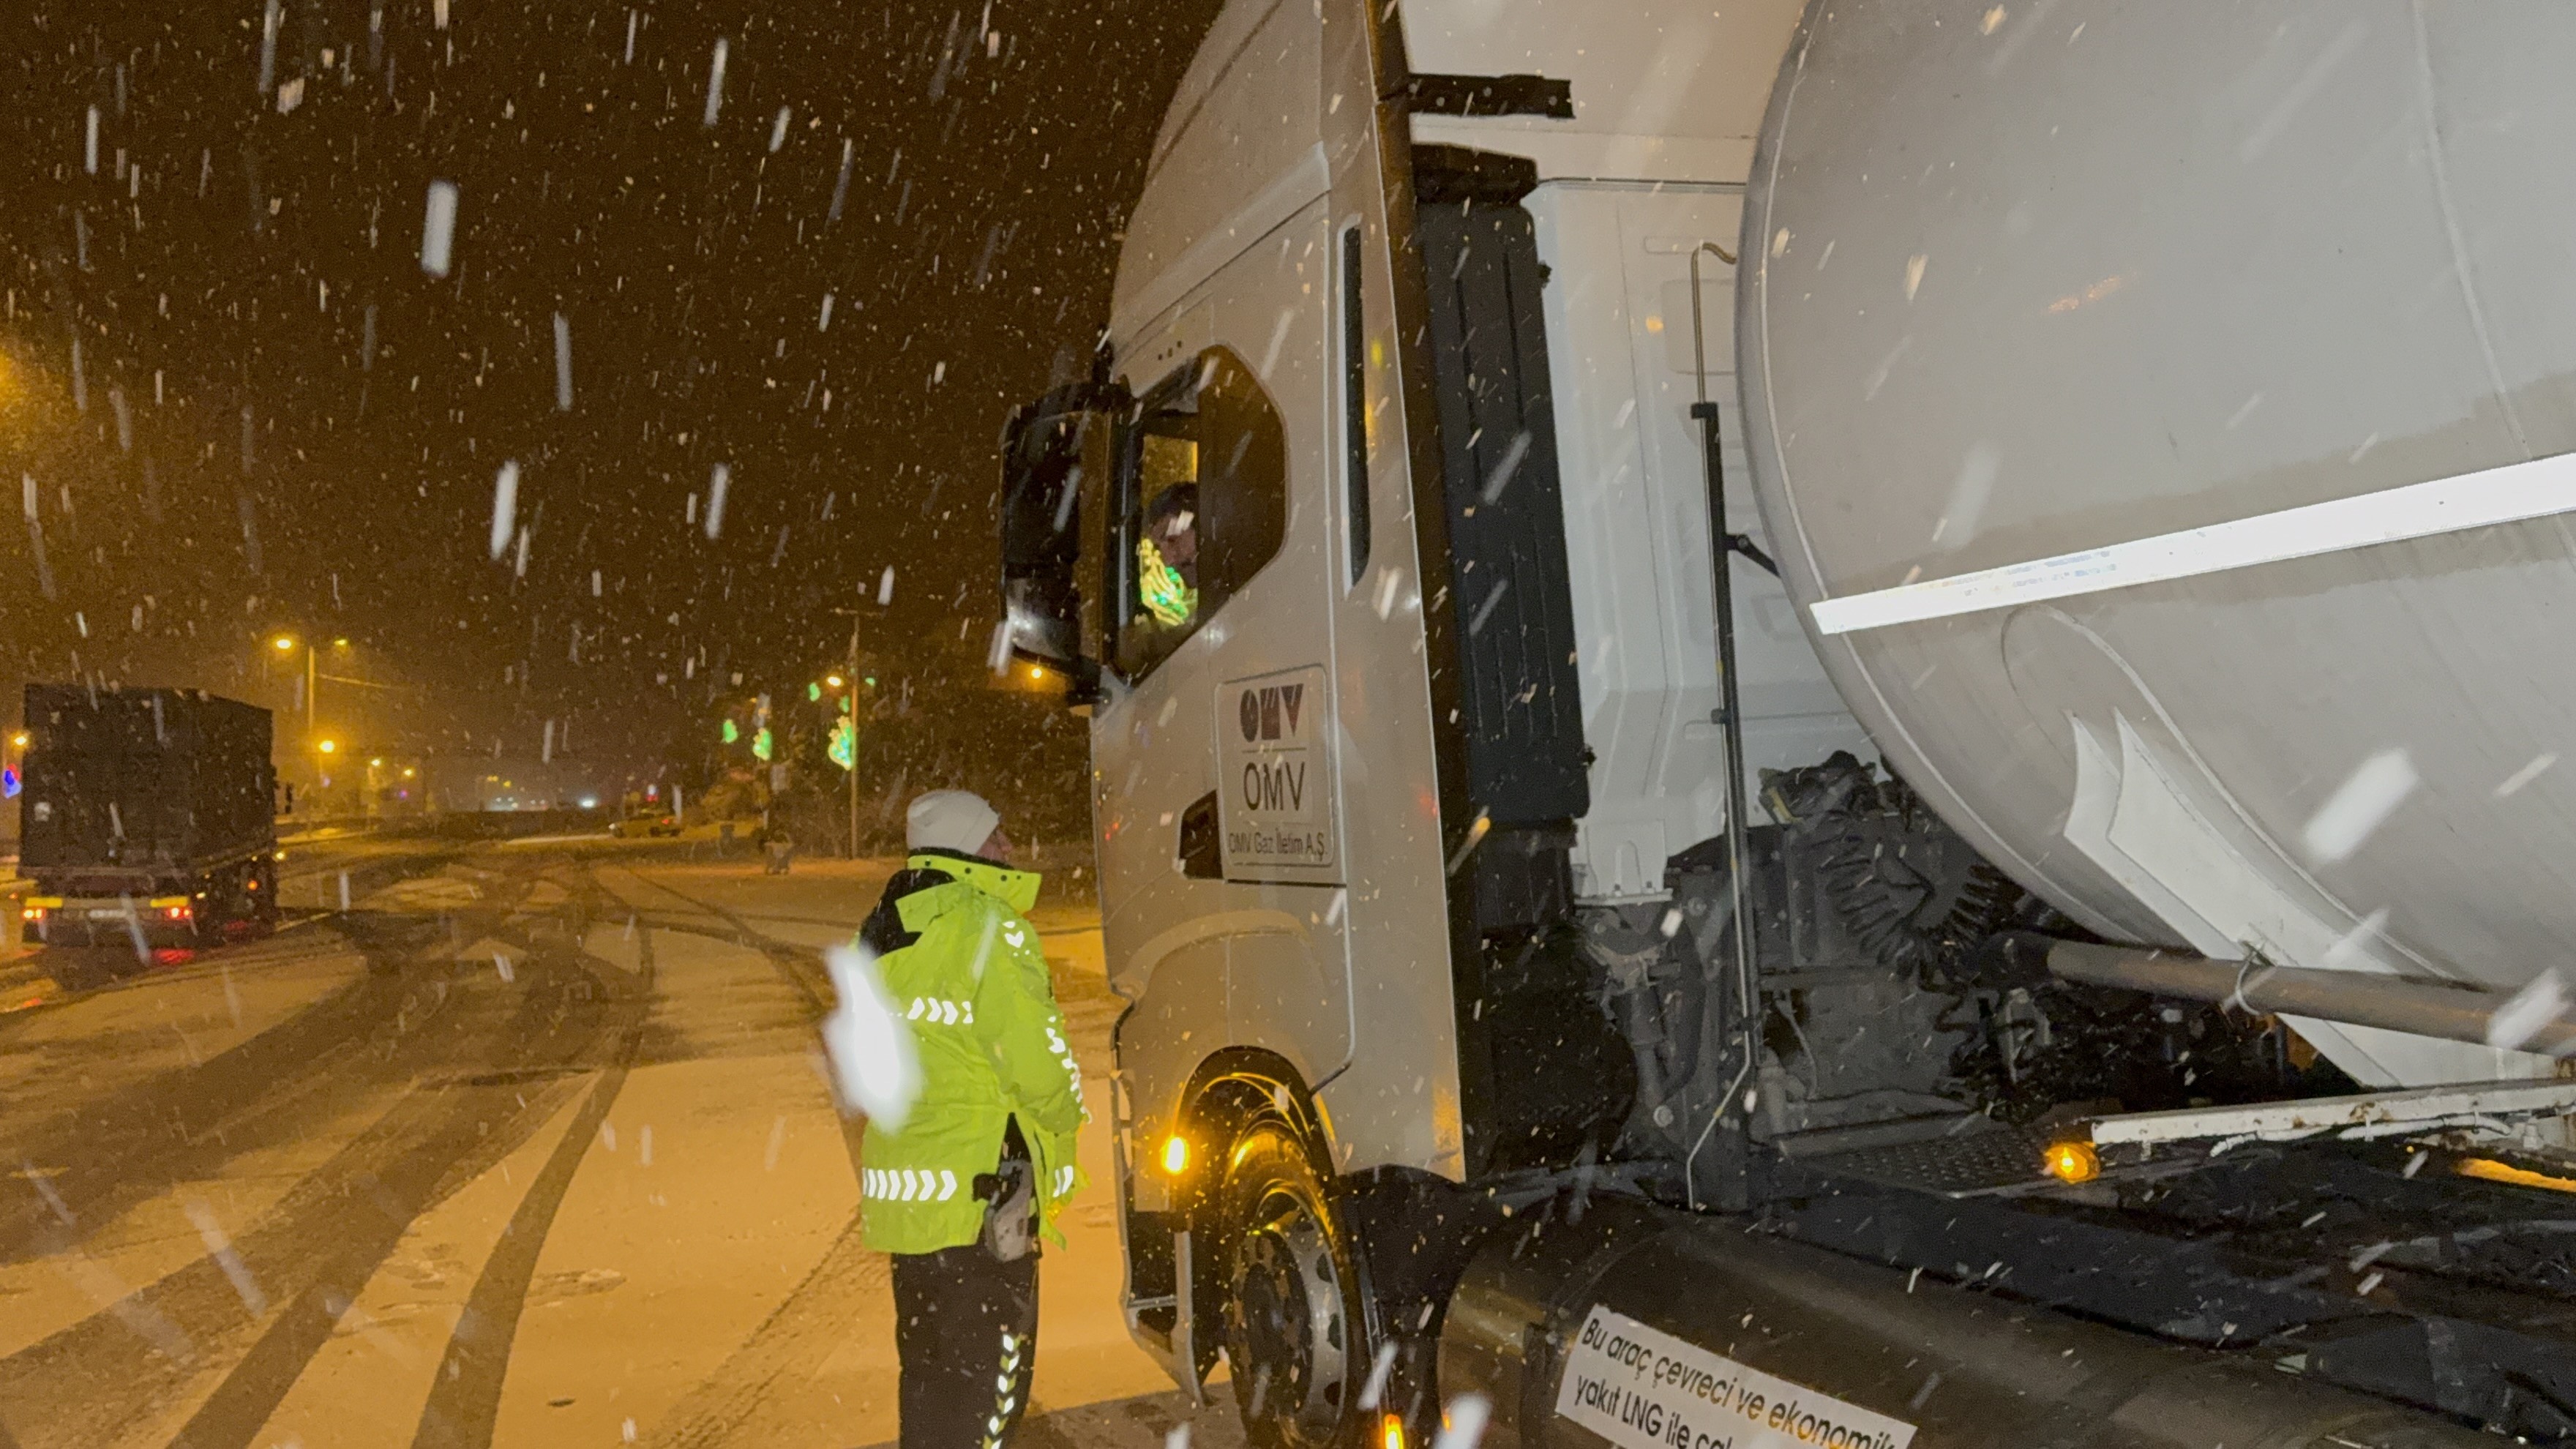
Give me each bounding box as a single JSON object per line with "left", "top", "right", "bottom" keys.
{"left": 1440, "top": 1200, "right": 2487, "bottom": 1449}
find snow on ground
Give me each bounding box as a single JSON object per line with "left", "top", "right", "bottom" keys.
{"left": 0, "top": 836, "right": 1235, "bottom": 1448}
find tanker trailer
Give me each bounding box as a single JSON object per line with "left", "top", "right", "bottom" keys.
{"left": 1740, "top": 0, "right": 2576, "bottom": 1092}
{"left": 996, "top": 0, "right": 2576, "bottom": 1443}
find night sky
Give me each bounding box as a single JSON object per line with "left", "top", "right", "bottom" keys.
{"left": 1, "top": 0, "right": 1218, "bottom": 795}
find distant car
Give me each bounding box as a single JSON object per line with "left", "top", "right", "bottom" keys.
{"left": 610, "top": 812, "right": 681, "bottom": 838}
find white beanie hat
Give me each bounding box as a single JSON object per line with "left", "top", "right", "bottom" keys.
{"left": 907, "top": 790, "right": 1002, "bottom": 856}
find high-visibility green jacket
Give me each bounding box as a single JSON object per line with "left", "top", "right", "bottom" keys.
{"left": 855, "top": 850, "right": 1088, "bottom": 1255}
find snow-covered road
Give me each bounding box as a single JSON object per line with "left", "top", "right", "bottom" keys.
{"left": 0, "top": 836, "right": 1243, "bottom": 1449}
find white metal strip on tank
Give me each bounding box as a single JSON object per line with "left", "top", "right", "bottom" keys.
{"left": 1808, "top": 449, "right": 2576, "bottom": 635}
{"left": 2088, "top": 1078, "right": 2576, "bottom": 1150}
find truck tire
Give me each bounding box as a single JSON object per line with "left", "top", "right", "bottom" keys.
{"left": 192, "top": 896, "right": 224, "bottom": 950}
{"left": 191, "top": 869, "right": 229, "bottom": 949}
{"left": 252, "top": 857, "right": 281, "bottom": 928}
{"left": 1215, "top": 1120, "right": 1376, "bottom": 1449}
{"left": 42, "top": 950, "right": 120, "bottom": 992}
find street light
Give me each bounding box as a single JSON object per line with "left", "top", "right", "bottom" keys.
{"left": 317, "top": 739, "right": 337, "bottom": 755}
{"left": 269, "top": 634, "right": 360, "bottom": 744}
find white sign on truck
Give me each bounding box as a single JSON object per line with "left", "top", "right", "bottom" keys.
{"left": 1216, "top": 664, "right": 1336, "bottom": 880}
{"left": 1556, "top": 1305, "right": 1916, "bottom": 1449}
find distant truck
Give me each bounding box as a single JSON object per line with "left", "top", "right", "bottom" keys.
{"left": 17, "top": 686, "right": 280, "bottom": 952}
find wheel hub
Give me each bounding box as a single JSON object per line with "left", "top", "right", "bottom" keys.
{"left": 1228, "top": 1191, "right": 1349, "bottom": 1443}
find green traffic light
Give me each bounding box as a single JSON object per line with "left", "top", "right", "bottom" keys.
{"left": 721, "top": 719, "right": 740, "bottom": 744}
{"left": 807, "top": 682, "right": 822, "bottom": 702}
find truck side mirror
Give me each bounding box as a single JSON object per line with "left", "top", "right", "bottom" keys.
{"left": 1000, "top": 381, "right": 1128, "bottom": 704}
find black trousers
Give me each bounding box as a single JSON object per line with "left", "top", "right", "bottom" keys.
{"left": 891, "top": 1239, "right": 1040, "bottom": 1449}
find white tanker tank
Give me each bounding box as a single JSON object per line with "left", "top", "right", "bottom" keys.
{"left": 1737, "top": 0, "right": 2576, "bottom": 1088}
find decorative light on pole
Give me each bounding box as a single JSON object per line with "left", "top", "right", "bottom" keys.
{"left": 833, "top": 606, "right": 872, "bottom": 858}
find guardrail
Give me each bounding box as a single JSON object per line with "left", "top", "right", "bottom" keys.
{"left": 274, "top": 809, "right": 613, "bottom": 842}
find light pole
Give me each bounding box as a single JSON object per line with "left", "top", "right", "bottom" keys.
{"left": 271, "top": 634, "right": 312, "bottom": 736}
{"left": 828, "top": 607, "right": 875, "bottom": 858}
{"left": 847, "top": 613, "right": 861, "bottom": 859}
{"left": 270, "top": 635, "right": 364, "bottom": 742}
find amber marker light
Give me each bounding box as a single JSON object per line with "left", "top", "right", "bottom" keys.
{"left": 1160, "top": 1134, "right": 1190, "bottom": 1176}
{"left": 2043, "top": 1140, "right": 2101, "bottom": 1185}
{"left": 2457, "top": 1156, "right": 2576, "bottom": 1195}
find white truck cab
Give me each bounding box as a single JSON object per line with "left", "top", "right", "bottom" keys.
{"left": 1003, "top": 0, "right": 1857, "bottom": 1408}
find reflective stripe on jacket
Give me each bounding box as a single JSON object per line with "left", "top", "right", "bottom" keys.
{"left": 856, "top": 850, "right": 1087, "bottom": 1255}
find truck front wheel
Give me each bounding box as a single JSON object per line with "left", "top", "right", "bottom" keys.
{"left": 1216, "top": 1120, "right": 1376, "bottom": 1449}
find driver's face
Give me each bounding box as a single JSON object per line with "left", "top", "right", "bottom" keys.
{"left": 1156, "top": 510, "right": 1198, "bottom": 569}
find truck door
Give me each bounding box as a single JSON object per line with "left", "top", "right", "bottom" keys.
{"left": 1091, "top": 231, "right": 1357, "bottom": 1089}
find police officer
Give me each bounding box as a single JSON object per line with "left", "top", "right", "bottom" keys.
{"left": 858, "top": 790, "right": 1087, "bottom": 1449}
